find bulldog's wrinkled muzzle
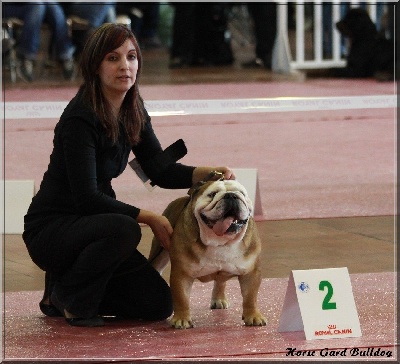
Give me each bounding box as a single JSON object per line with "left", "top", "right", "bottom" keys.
{"left": 200, "top": 193, "right": 249, "bottom": 236}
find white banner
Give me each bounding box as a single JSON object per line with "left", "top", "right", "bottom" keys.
{"left": 1, "top": 95, "right": 396, "bottom": 119}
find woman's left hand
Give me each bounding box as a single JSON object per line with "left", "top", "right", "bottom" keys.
{"left": 192, "top": 166, "right": 236, "bottom": 185}
{"left": 137, "top": 210, "right": 173, "bottom": 250}
{"left": 217, "top": 166, "right": 236, "bottom": 180}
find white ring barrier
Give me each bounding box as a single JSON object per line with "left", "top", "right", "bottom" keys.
{"left": 2, "top": 95, "right": 396, "bottom": 119}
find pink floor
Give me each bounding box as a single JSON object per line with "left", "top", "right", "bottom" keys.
{"left": 4, "top": 272, "right": 397, "bottom": 361}
{"left": 3, "top": 80, "right": 397, "bottom": 361}
{"left": 4, "top": 80, "right": 396, "bottom": 220}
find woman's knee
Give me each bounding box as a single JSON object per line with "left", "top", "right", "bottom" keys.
{"left": 109, "top": 215, "right": 142, "bottom": 254}
{"left": 23, "top": 214, "right": 142, "bottom": 273}
{"left": 136, "top": 268, "right": 173, "bottom": 321}
{"left": 146, "top": 284, "right": 173, "bottom": 321}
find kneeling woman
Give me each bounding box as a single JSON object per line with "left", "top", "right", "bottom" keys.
{"left": 23, "top": 23, "right": 234, "bottom": 327}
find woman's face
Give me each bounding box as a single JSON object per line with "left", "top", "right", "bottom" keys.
{"left": 97, "top": 38, "right": 138, "bottom": 101}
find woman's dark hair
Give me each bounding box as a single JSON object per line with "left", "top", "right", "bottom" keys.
{"left": 79, "top": 23, "right": 146, "bottom": 145}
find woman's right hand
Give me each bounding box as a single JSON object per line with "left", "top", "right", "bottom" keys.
{"left": 137, "top": 210, "right": 173, "bottom": 250}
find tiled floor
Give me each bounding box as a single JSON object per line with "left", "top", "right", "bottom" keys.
{"left": 3, "top": 38, "right": 395, "bottom": 294}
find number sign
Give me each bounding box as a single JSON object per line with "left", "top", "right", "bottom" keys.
{"left": 278, "top": 267, "right": 362, "bottom": 340}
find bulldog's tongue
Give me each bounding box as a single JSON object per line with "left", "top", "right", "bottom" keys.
{"left": 213, "top": 217, "right": 235, "bottom": 236}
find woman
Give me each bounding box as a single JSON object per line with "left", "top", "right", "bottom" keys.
{"left": 23, "top": 23, "right": 234, "bottom": 327}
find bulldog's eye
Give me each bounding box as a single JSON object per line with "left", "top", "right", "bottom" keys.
{"left": 208, "top": 191, "right": 217, "bottom": 198}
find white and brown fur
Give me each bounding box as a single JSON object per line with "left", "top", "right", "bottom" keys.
{"left": 149, "top": 179, "right": 266, "bottom": 329}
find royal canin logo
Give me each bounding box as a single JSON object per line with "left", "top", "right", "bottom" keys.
{"left": 315, "top": 324, "right": 353, "bottom": 336}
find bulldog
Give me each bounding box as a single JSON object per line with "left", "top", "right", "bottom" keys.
{"left": 149, "top": 173, "right": 266, "bottom": 329}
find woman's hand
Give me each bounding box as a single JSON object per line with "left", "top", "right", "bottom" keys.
{"left": 218, "top": 166, "right": 235, "bottom": 180}
{"left": 137, "top": 210, "right": 173, "bottom": 250}
{"left": 192, "top": 166, "right": 236, "bottom": 185}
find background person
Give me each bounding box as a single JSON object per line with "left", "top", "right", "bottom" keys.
{"left": 3, "top": 2, "right": 75, "bottom": 81}
{"left": 61, "top": 2, "right": 116, "bottom": 56}
{"left": 241, "top": 3, "right": 277, "bottom": 69}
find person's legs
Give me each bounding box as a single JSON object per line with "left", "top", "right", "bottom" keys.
{"left": 26, "top": 213, "right": 142, "bottom": 319}
{"left": 136, "top": 3, "right": 163, "bottom": 48}
{"left": 246, "top": 3, "right": 277, "bottom": 69}
{"left": 63, "top": 3, "right": 115, "bottom": 59}
{"left": 3, "top": 4, "right": 46, "bottom": 60}
{"left": 323, "top": 3, "right": 333, "bottom": 58}
{"left": 138, "top": 3, "right": 160, "bottom": 38}
{"left": 3, "top": 4, "right": 47, "bottom": 81}
{"left": 68, "top": 3, "right": 115, "bottom": 28}
{"left": 169, "top": 3, "right": 196, "bottom": 67}
{"left": 44, "top": 3, "right": 75, "bottom": 61}
{"left": 99, "top": 250, "right": 173, "bottom": 320}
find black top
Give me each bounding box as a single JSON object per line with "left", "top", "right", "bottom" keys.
{"left": 24, "top": 88, "right": 195, "bottom": 236}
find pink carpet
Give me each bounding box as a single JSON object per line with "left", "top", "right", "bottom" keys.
{"left": 4, "top": 80, "right": 396, "bottom": 220}
{"left": 4, "top": 272, "right": 397, "bottom": 361}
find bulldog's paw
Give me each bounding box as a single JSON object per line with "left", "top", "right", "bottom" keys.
{"left": 242, "top": 312, "right": 267, "bottom": 326}
{"left": 210, "top": 298, "right": 229, "bottom": 309}
{"left": 169, "top": 315, "right": 194, "bottom": 329}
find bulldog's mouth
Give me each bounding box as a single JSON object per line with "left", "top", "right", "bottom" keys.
{"left": 200, "top": 213, "right": 249, "bottom": 236}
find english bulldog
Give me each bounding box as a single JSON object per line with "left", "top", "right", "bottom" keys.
{"left": 149, "top": 173, "right": 266, "bottom": 329}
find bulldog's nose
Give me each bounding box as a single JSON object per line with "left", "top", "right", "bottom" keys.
{"left": 224, "top": 193, "right": 238, "bottom": 200}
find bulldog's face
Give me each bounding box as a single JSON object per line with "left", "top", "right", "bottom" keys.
{"left": 193, "top": 180, "right": 253, "bottom": 245}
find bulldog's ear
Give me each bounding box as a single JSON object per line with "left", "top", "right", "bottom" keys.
{"left": 187, "top": 181, "right": 206, "bottom": 198}
{"left": 187, "top": 171, "right": 224, "bottom": 198}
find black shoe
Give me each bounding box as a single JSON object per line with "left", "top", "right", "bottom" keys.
{"left": 39, "top": 300, "right": 63, "bottom": 317}
{"left": 39, "top": 272, "right": 62, "bottom": 317}
{"left": 50, "top": 291, "right": 105, "bottom": 327}
{"left": 242, "top": 57, "right": 272, "bottom": 70}
{"left": 241, "top": 58, "right": 265, "bottom": 69}
{"left": 62, "top": 58, "right": 75, "bottom": 80}
{"left": 17, "top": 57, "right": 33, "bottom": 82}
{"left": 65, "top": 316, "right": 105, "bottom": 327}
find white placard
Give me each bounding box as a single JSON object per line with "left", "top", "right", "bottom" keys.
{"left": 278, "top": 267, "right": 362, "bottom": 340}
{"left": 2, "top": 180, "right": 35, "bottom": 234}
{"left": 233, "top": 168, "right": 262, "bottom": 217}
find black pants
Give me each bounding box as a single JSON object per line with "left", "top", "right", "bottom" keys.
{"left": 170, "top": 3, "right": 233, "bottom": 66}
{"left": 247, "top": 3, "right": 277, "bottom": 67}
{"left": 24, "top": 213, "right": 173, "bottom": 320}
{"left": 170, "top": 3, "right": 196, "bottom": 63}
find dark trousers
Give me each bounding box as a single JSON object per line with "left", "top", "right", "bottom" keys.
{"left": 247, "top": 3, "right": 277, "bottom": 67}
{"left": 24, "top": 213, "right": 173, "bottom": 320}
{"left": 170, "top": 3, "right": 196, "bottom": 62}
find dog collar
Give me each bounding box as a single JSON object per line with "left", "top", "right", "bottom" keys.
{"left": 187, "top": 171, "right": 225, "bottom": 198}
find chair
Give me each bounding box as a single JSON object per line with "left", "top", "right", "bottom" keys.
{"left": 2, "top": 14, "right": 131, "bottom": 83}
{"left": 2, "top": 18, "right": 23, "bottom": 83}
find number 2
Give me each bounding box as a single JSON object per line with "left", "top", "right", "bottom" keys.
{"left": 319, "top": 280, "right": 337, "bottom": 310}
